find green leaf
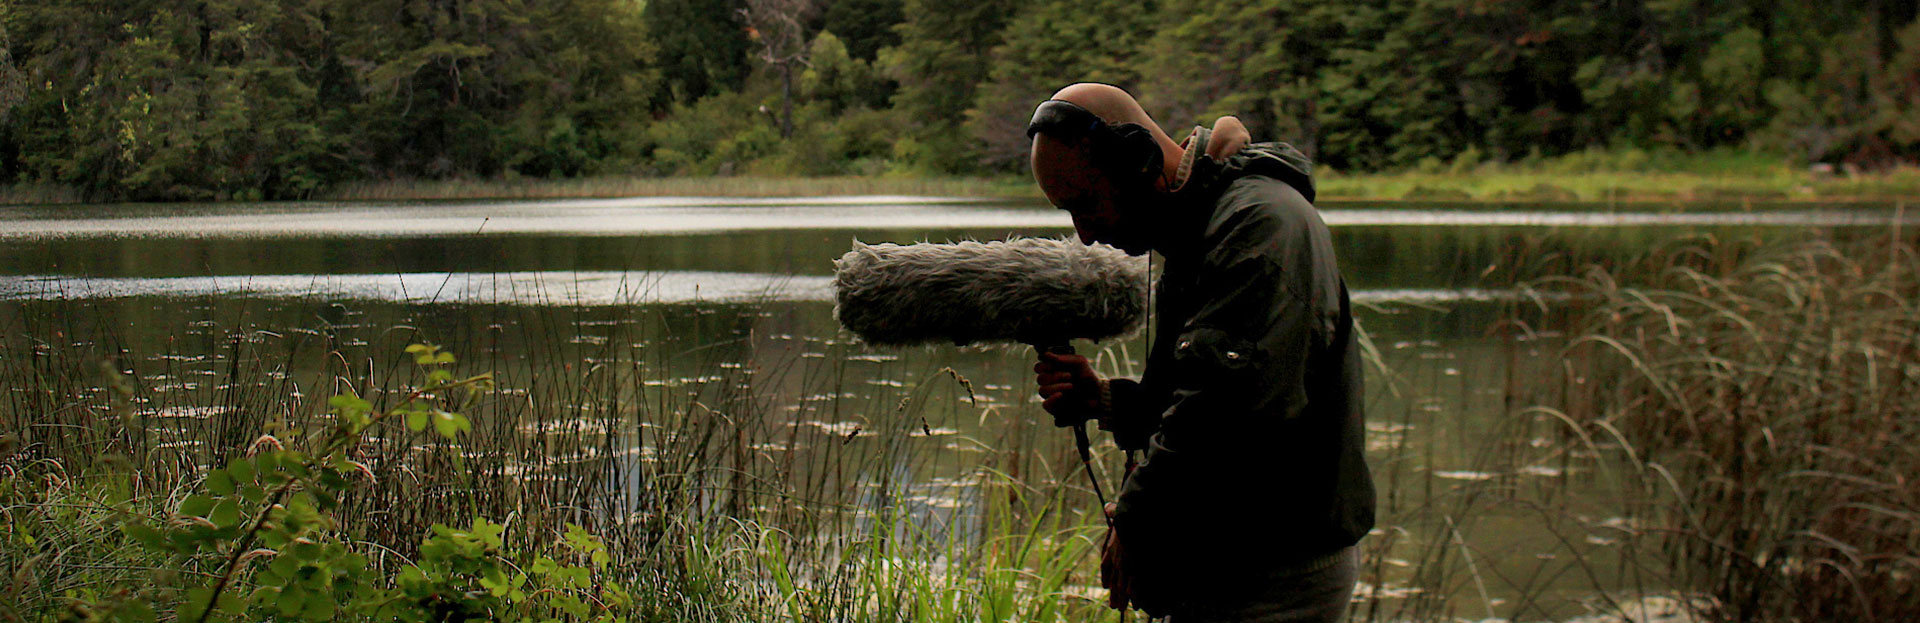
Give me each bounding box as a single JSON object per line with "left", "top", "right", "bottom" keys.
{"left": 123, "top": 523, "right": 167, "bottom": 551}
{"left": 247, "top": 585, "right": 279, "bottom": 608}
{"left": 180, "top": 587, "right": 214, "bottom": 622}
{"left": 406, "top": 410, "right": 429, "bottom": 432}
{"left": 257, "top": 457, "right": 289, "bottom": 486}
{"left": 433, "top": 351, "right": 456, "bottom": 364}
{"left": 431, "top": 411, "right": 468, "bottom": 439}
{"left": 482, "top": 567, "right": 510, "bottom": 596}
{"left": 287, "top": 540, "right": 323, "bottom": 561}
{"left": 119, "top": 600, "right": 158, "bottom": 623}
{"left": 404, "top": 344, "right": 434, "bottom": 355}
{"left": 397, "top": 565, "right": 426, "bottom": 587}
{"left": 217, "top": 590, "right": 245, "bottom": 616}
{"left": 207, "top": 469, "right": 236, "bottom": 496}
{"left": 179, "top": 495, "right": 216, "bottom": 518}
{"left": 211, "top": 499, "right": 243, "bottom": 529}
{"left": 269, "top": 552, "right": 302, "bottom": 580}
{"left": 276, "top": 584, "right": 305, "bottom": 616}
{"left": 227, "top": 457, "right": 257, "bottom": 484}
{"left": 327, "top": 394, "right": 367, "bottom": 412}
{"left": 428, "top": 369, "right": 454, "bottom": 384}
{"left": 301, "top": 591, "right": 336, "bottom": 619}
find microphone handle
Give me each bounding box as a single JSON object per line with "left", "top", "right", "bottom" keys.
{"left": 1034, "top": 342, "right": 1094, "bottom": 463}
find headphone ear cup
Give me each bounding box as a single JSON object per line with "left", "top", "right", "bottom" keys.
{"left": 1132, "top": 130, "right": 1162, "bottom": 177}
{"left": 1114, "top": 124, "right": 1161, "bottom": 179}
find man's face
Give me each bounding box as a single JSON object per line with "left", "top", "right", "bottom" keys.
{"left": 1032, "top": 137, "right": 1153, "bottom": 255}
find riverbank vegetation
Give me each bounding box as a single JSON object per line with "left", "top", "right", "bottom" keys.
{"left": 1507, "top": 230, "right": 1920, "bottom": 621}
{"left": 2, "top": 1, "right": 1918, "bottom": 202}
{"left": 8, "top": 148, "right": 1909, "bottom": 204}
{"left": 3, "top": 229, "right": 1915, "bottom": 621}
{"left": 312, "top": 148, "right": 1920, "bottom": 203}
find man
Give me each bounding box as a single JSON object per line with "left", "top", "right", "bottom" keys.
{"left": 1028, "top": 83, "right": 1374, "bottom": 622}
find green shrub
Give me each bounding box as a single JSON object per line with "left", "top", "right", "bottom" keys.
{"left": 48, "top": 345, "right": 635, "bottom": 623}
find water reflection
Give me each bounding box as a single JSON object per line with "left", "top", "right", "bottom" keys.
{"left": 0, "top": 270, "right": 836, "bottom": 304}
{"left": 4, "top": 198, "right": 1911, "bottom": 240}
{"left": 1322, "top": 207, "right": 1920, "bottom": 227}
{"left": 2, "top": 198, "right": 1902, "bottom": 620}
{"left": 0, "top": 200, "right": 1060, "bottom": 239}
{"left": 0, "top": 270, "right": 1583, "bottom": 310}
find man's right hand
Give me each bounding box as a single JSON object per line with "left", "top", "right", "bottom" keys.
{"left": 1035, "top": 351, "right": 1102, "bottom": 427}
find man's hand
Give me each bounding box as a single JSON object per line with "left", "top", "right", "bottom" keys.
{"left": 1100, "top": 502, "right": 1131, "bottom": 610}
{"left": 1035, "top": 351, "right": 1102, "bottom": 427}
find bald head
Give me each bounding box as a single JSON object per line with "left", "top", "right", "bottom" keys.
{"left": 1031, "top": 84, "right": 1179, "bottom": 176}
{"left": 1030, "top": 83, "right": 1183, "bottom": 190}
{"left": 1028, "top": 83, "right": 1186, "bottom": 255}
{"left": 1049, "top": 84, "right": 1166, "bottom": 139}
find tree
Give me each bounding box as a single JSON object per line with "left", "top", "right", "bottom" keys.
{"left": 875, "top": 0, "right": 1016, "bottom": 172}
{"left": 819, "top": 0, "right": 902, "bottom": 61}
{"left": 0, "top": 18, "right": 23, "bottom": 123}
{"left": 801, "top": 31, "right": 877, "bottom": 112}
{"left": 739, "top": 0, "right": 813, "bottom": 139}
{"left": 644, "top": 0, "right": 750, "bottom": 108}
{"left": 964, "top": 0, "right": 1157, "bottom": 170}
{"left": 2, "top": 0, "right": 341, "bottom": 200}
{"left": 0, "top": 0, "right": 657, "bottom": 198}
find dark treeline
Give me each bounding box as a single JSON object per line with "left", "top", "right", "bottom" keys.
{"left": 0, "top": 0, "right": 1916, "bottom": 201}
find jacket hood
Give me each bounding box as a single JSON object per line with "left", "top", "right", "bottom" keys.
{"left": 1223, "top": 141, "right": 1317, "bottom": 203}
{"left": 1150, "top": 132, "right": 1319, "bottom": 259}
{"left": 1173, "top": 137, "right": 1318, "bottom": 207}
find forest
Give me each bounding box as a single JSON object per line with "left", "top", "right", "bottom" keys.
{"left": 0, "top": 0, "right": 1916, "bottom": 201}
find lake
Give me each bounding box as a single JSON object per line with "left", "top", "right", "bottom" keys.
{"left": 1, "top": 197, "right": 1911, "bottom": 621}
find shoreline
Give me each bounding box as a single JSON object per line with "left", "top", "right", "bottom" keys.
{"left": 4, "top": 168, "right": 1918, "bottom": 206}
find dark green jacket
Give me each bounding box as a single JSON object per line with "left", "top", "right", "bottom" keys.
{"left": 1106, "top": 135, "right": 1375, "bottom": 614}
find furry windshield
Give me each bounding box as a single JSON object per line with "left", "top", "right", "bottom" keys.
{"left": 833, "top": 237, "right": 1148, "bottom": 347}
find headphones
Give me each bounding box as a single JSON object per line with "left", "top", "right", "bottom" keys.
{"left": 1026, "top": 99, "right": 1164, "bottom": 185}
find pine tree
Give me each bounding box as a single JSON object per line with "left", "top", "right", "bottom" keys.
{"left": 645, "top": 0, "right": 750, "bottom": 107}
{"left": 819, "top": 0, "right": 902, "bottom": 61}
{"left": 875, "top": 0, "right": 1016, "bottom": 172}
{"left": 964, "top": 0, "right": 1157, "bottom": 170}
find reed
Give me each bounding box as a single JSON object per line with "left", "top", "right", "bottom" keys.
{"left": 1523, "top": 229, "right": 1920, "bottom": 621}
{"left": 0, "top": 295, "right": 1116, "bottom": 621}
{"left": 8, "top": 227, "right": 1914, "bottom": 621}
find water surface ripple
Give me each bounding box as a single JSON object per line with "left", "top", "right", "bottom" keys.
{"left": 2, "top": 199, "right": 1913, "bottom": 240}
{"left": 0, "top": 270, "right": 1561, "bottom": 307}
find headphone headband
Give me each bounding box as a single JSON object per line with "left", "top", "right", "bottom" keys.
{"left": 1026, "top": 99, "right": 1108, "bottom": 141}
{"left": 1026, "top": 99, "right": 1164, "bottom": 179}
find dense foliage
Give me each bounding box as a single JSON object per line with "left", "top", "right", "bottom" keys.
{"left": 1, "top": 0, "right": 1917, "bottom": 200}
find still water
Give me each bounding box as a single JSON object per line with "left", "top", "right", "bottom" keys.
{"left": 1, "top": 197, "right": 1910, "bottom": 619}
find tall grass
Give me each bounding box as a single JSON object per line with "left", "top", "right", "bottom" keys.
{"left": 1316, "top": 148, "right": 1920, "bottom": 202}
{"left": 6, "top": 228, "right": 1917, "bottom": 621}
{"left": 1522, "top": 229, "right": 1920, "bottom": 621}
{"left": 0, "top": 296, "right": 1114, "bottom": 622}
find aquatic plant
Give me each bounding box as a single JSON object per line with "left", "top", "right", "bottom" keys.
{"left": 1534, "top": 231, "right": 1920, "bottom": 621}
